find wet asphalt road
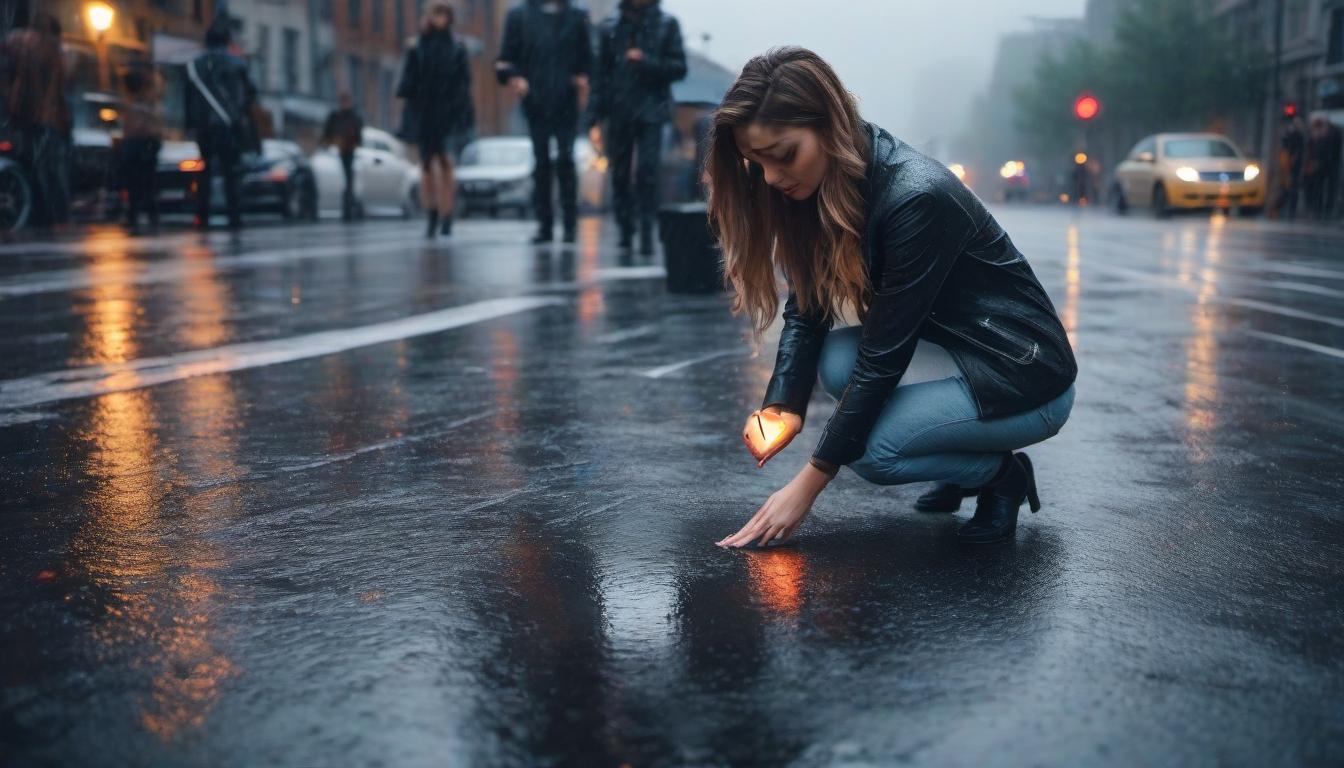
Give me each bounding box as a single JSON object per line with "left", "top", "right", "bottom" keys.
{"left": 1, "top": 208, "right": 1342, "bottom": 767}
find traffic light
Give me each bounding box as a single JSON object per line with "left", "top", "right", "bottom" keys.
{"left": 1074, "top": 93, "right": 1100, "bottom": 121}
{"left": 1283, "top": 102, "right": 1298, "bottom": 118}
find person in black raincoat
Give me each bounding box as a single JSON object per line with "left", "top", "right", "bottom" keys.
{"left": 496, "top": 0, "right": 592, "bottom": 244}
{"left": 184, "top": 17, "right": 257, "bottom": 230}
{"left": 397, "top": 2, "right": 474, "bottom": 238}
{"left": 589, "top": 0, "right": 686, "bottom": 254}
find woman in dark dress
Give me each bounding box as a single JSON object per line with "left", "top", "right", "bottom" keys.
{"left": 709, "top": 48, "right": 1078, "bottom": 548}
{"left": 397, "top": 2, "right": 474, "bottom": 238}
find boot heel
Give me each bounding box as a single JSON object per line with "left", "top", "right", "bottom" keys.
{"left": 1017, "top": 453, "right": 1041, "bottom": 512}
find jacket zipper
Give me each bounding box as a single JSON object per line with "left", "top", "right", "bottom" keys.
{"left": 930, "top": 317, "right": 1038, "bottom": 365}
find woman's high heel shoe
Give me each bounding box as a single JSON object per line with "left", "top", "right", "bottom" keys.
{"left": 914, "top": 482, "right": 982, "bottom": 513}
{"left": 956, "top": 452, "right": 1039, "bottom": 544}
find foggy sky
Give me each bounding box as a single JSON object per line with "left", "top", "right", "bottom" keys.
{"left": 660, "top": 0, "right": 1087, "bottom": 156}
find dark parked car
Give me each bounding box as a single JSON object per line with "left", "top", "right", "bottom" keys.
{"left": 157, "top": 138, "right": 317, "bottom": 219}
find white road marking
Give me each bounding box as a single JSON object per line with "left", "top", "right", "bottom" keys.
{"left": 594, "top": 325, "right": 657, "bottom": 344}
{"left": 1244, "top": 330, "right": 1344, "bottom": 361}
{"left": 0, "top": 297, "right": 562, "bottom": 410}
{"left": 641, "top": 349, "right": 740, "bottom": 379}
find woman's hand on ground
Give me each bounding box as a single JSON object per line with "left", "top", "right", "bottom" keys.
{"left": 742, "top": 407, "right": 802, "bottom": 468}
{"left": 717, "top": 464, "right": 832, "bottom": 548}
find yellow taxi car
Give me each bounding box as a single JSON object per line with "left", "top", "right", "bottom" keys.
{"left": 1110, "top": 132, "right": 1265, "bottom": 217}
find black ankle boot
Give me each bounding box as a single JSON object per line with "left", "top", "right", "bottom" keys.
{"left": 531, "top": 224, "right": 554, "bottom": 244}
{"left": 426, "top": 210, "right": 439, "bottom": 239}
{"left": 440, "top": 215, "right": 453, "bottom": 236}
{"left": 956, "top": 453, "right": 1040, "bottom": 544}
{"left": 914, "top": 482, "right": 981, "bottom": 513}
{"left": 562, "top": 227, "right": 576, "bottom": 244}
{"left": 639, "top": 228, "right": 655, "bottom": 256}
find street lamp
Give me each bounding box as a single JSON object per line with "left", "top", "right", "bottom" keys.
{"left": 86, "top": 2, "right": 115, "bottom": 35}
{"left": 86, "top": 3, "right": 115, "bottom": 91}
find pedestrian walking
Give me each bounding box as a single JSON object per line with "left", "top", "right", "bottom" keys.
{"left": 119, "top": 68, "right": 163, "bottom": 232}
{"left": 496, "top": 0, "right": 592, "bottom": 244}
{"left": 1303, "top": 115, "right": 1342, "bottom": 221}
{"left": 3, "top": 12, "right": 71, "bottom": 229}
{"left": 184, "top": 16, "right": 258, "bottom": 230}
{"left": 397, "top": 2, "right": 474, "bottom": 238}
{"left": 709, "top": 48, "right": 1077, "bottom": 548}
{"left": 588, "top": 0, "right": 686, "bottom": 255}
{"left": 322, "top": 92, "right": 364, "bottom": 221}
{"left": 1273, "top": 115, "right": 1305, "bottom": 220}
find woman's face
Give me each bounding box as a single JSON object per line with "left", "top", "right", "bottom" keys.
{"left": 734, "top": 123, "right": 828, "bottom": 201}
{"left": 430, "top": 9, "right": 451, "bottom": 29}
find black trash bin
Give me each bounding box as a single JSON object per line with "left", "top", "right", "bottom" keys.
{"left": 658, "top": 202, "right": 723, "bottom": 294}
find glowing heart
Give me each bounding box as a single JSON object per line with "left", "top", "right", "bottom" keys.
{"left": 747, "top": 410, "right": 790, "bottom": 457}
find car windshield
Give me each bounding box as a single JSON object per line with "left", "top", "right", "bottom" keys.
{"left": 1163, "top": 138, "right": 1239, "bottom": 159}
{"left": 461, "top": 143, "right": 531, "bottom": 167}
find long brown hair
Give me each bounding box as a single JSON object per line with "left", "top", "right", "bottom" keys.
{"left": 707, "top": 47, "right": 871, "bottom": 337}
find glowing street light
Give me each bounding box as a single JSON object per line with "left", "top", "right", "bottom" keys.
{"left": 86, "top": 2, "right": 115, "bottom": 35}
{"left": 1074, "top": 152, "right": 1088, "bottom": 165}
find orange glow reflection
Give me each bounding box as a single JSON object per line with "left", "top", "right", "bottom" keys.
{"left": 175, "top": 244, "right": 233, "bottom": 349}
{"left": 68, "top": 239, "right": 239, "bottom": 741}
{"left": 1183, "top": 217, "right": 1223, "bottom": 445}
{"left": 746, "top": 548, "right": 807, "bottom": 616}
{"left": 577, "top": 217, "right": 605, "bottom": 331}
{"left": 1063, "top": 225, "right": 1081, "bottom": 349}
{"left": 77, "top": 243, "right": 141, "bottom": 367}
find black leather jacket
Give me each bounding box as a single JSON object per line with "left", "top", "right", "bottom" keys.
{"left": 184, "top": 47, "right": 256, "bottom": 138}
{"left": 496, "top": 0, "right": 592, "bottom": 123}
{"left": 588, "top": 0, "right": 687, "bottom": 127}
{"left": 763, "top": 123, "right": 1078, "bottom": 467}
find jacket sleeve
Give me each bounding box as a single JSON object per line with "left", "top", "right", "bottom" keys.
{"left": 761, "top": 289, "right": 832, "bottom": 422}
{"left": 811, "top": 190, "right": 970, "bottom": 467}
{"left": 496, "top": 8, "right": 523, "bottom": 83}
{"left": 395, "top": 48, "right": 418, "bottom": 99}
{"left": 638, "top": 16, "right": 687, "bottom": 84}
{"left": 587, "top": 22, "right": 610, "bottom": 127}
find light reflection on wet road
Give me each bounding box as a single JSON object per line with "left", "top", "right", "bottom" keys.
{"left": 2, "top": 211, "right": 1343, "bottom": 766}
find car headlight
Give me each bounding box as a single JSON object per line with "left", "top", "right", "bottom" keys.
{"left": 1175, "top": 166, "right": 1200, "bottom": 183}
{"left": 1243, "top": 164, "right": 1260, "bottom": 181}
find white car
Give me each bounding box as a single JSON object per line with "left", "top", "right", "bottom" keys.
{"left": 310, "top": 126, "right": 421, "bottom": 218}
{"left": 455, "top": 135, "right": 609, "bottom": 218}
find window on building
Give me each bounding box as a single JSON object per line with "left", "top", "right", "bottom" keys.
{"left": 348, "top": 55, "right": 364, "bottom": 104}
{"left": 1285, "top": 0, "right": 1307, "bottom": 41}
{"left": 373, "top": 0, "right": 384, "bottom": 33}
{"left": 348, "top": 0, "right": 361, "bottom": 27}
{"left": 283, "top": 28, "right": 300, "bottom": 94}
{"left": 318, "top": 0, "right": 333, "bottom": 22}
{"left": 395, "top": 0, "right": 404, "bottom": 37}
{"left": 255, "top": 24, "right": 270, "bottom": 91}
{"left": 381, "top": 68, "right": 395, "bottom": 126}
{"left": 1329, "top": 7, "right": 1344, "bottom": 65}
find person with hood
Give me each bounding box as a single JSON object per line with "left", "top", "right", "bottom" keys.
{"left": 322, "top": 92, "right": 364, "bottom": 222}
{"left": 397, "top": 2, "right": 473, "bottom": 238}
{"left": 589, "top": 0, "right": 686, "bottom": 255}
{"left": 496, "top": 0, "right": 592, "bottom": 244}
{"left": 184, "top": 16, "right": 257, "bottom": 230}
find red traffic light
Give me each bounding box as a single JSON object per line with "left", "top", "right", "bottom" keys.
{"left": 1074, "top": 94, "right": 1100, "bottom": 121}
{"left": 1283, "top": 102, "right": 1298, "bottom": 117}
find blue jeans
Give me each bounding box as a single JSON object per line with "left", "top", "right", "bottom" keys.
{"left": 818, "top": 327, "right": 1075, "bottom": 487}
